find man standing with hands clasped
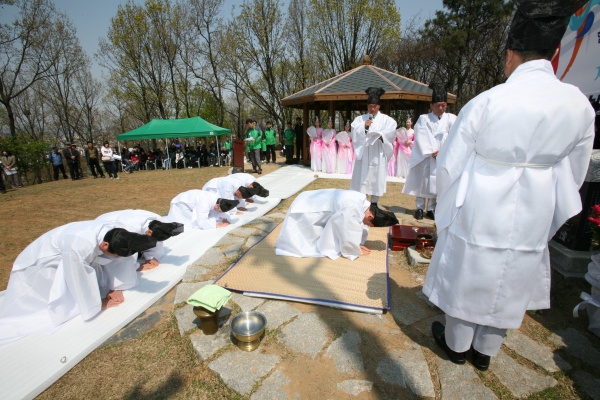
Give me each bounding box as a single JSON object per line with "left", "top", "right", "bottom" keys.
{"left": 403, "top": 83, "right": 457, "bottom": 220}
{"left": 423, "top": 0, "right": 595, "bottom": 372}
{"left": 350, "top": 87, "right": 397, "bottom": 209}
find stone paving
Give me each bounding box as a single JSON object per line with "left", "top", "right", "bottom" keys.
{"left": 157, "top": 209, "right": 598, "bottom": 398}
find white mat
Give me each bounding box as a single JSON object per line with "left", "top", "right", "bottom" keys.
{"left": 0, "top": 197, "right": 280, "bottom": 400}
{"left": 256, "top": 165, "right": 316, "bottom": 199}
{"left": 313, "top": 170, "right": 406, "bottom": 184}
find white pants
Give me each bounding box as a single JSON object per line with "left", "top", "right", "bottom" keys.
{"left": 416, "top": 197, "right": 436, "bottom": 211}
{"left": 445, "top": 315, "right": 506, "bottom": 356}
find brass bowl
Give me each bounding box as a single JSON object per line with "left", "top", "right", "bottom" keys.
{"left": 230, "top": 331, "right": 266, "bottom": 352}
{"left": 230, "top": 311, "right": 267, "bottom": 343}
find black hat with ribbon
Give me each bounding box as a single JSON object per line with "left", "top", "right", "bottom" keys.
{"left": 148, "top": 220, "right": 184, "bottom": 241}
{"left": 104, "top": 228, "right": 158, "bottom": 257}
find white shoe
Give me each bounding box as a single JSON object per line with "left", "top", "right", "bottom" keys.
{"left": 110, "top": 177, "right": 114, "bottom": 179}
{"left": 116, "top": 177, "right": 120, "bottom": 179}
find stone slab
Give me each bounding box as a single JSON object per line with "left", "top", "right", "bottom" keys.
{"left": 574, "top": 371, "right": 600, "bottom": 400}
{"left": 230, "top": 227, "right": 257, "bottom": 237}
{"left": 376, "top": 343, "right": 435, "bottom": 398}
{"left": 248, "top": 217, "right": 275, "bottom": 224}
{"left": 406, "top": 245, "right": 431, "bottom": 266}
{"left": 231, "top": 293, "right": 265, "bottom": 311}
{"left": 193, "top": 248, "right": 225, "bottom": 266}
{"left": 548, "top": 240, "right": 592, "bottom": 279}
{"left": 280, "top": 313, "right": 330, "bottom": 358}
{"left": 256, "top": 301, "right": 301, "bottom": 330}
{"left": 245, "top": 235, "right": 265, "bottom": 249}
{"left": 504, "top": 330, "right": 571, "bottom": 372}
{"left": 251, "top": 370, "right": 291, "bottom": 400}
{"left": 253, "top": 222, "right": 278, "bottom": 233}
{"left": 267, "top": 212, "right": 286, "bottom": 219}
{"left": 358, "top": 312, "right": 389, "bottom": 326}
{"left": 190, "top": 324, "right": 232, "bottom": 361}
{"left": 491, "top": 350, "right": 557, "bottom": 398}
{"left": 215, "top": 235, "right": 246, "bottom": 247}
{"left": 337, "top": 380, "right": 373, "bottom": 397}
{"left": 415, "top": 314, "right": 445, "bottom": 337}
{"left": 390, "top": 294, "right": 427, "bottom": 325}
{"left": 438, "top": 356, "right": 498, "bottom": 399}
{"left": 208, "top": 351, "right": 280, "bottom": 395}
{"left": 416, "top": 290, "right": 438, "bottom": 310}
{"left": 324, "top": 331, "right": 364, "bottom": 375}
{"left": 182, "top": 265, "right": 210, "bottom": 283}
{"left": 102, "top": 311, "right": 163, "bottom": 346}
{"left": 174, "top": 280, "right": 214, "bottom": 304}
{"left": 549, "top": 328, "right": 600, "bottom": 369}
{"left": 175, "top": 304, "right": 231, "bottom": 336}
{"left": 223, "top": 242, "right": 244, "bottom": 258}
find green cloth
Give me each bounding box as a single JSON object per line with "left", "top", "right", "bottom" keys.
{"left": 284, "top": 128, "right": 295, "bottom": 146}
{"left": 246, "top": 128, "right": 262, "bottom": 150}
{"left": 263, "top": 128, "right": 276, "bottom": 145}
{"left": 187, "top": 284, "right": 232, "bottom": 312}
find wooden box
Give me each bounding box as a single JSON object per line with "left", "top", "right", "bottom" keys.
{"left": 390, "top": 225, "right": 431, "bottom": 251}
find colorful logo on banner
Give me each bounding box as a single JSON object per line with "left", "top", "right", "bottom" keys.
{"left": 553, "top": 0, "right": 600, "bottom": 79}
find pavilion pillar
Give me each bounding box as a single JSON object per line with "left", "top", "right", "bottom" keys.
{"left": 382, "top": 100, "right": 391, "bottom": 116}
{"left": 328, "top": 101, "right": 335, "bottom": 128}
{"left": 303, "top": 103, "right": 309, "bottom": 167}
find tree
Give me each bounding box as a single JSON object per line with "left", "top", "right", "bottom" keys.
{"left": 306, "top": 0, "right": 401, "bottom": 76}
{"left": 0, "top": 0, "right": 79, "bottom": 136}
{"left": 421, "top": 0, "right": 513, "bottom": 109}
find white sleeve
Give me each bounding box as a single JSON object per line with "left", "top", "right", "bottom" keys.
{"left": 142, "top": 241, "right": 164, "bottom": 260}
{"left": 317, "top": 210, "right": 363, "bottom": 261}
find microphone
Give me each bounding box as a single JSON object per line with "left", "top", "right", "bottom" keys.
{"left": 365, "top": 114, "right": 373, "bottom": 132}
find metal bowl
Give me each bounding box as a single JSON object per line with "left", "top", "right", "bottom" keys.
{"left": 230, "top": 311, "right": 267, "bottom": 342}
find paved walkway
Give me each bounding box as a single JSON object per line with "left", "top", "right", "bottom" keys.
{"left": 110, "top": 207, "right": 600, "bottom": 399}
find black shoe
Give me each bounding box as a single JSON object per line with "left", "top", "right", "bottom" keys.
{"left": 258, "top": 170, "right": 262, "bottom": 175}
{"left": 415, "top": 209, "right": 424, "bottom": 220}
{"left": 426, "top": 210, "right": 435, "bottom": 220}
{"left": 471, "top": 347, "right": 491, "bottom": 371}
{"left": 432, "top": 321, "right": 467, "bottom": 364}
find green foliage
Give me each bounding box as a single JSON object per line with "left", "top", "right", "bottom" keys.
{"left": 0, "top": 134, "right": 51, "bottom": 183}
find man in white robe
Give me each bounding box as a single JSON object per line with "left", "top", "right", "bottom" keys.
{"left": 275, "top": 189, "right": 398, "bottom": 261}
{"left": 96, "top": 210, "right": 184, "bottom": 280}
{"left": 350, "top": 87, "right": 397, "bottom": 207}
{"left": 424, "top": 0, "right": 595, "bottom": 371}
{"left": 202, "top": 176, "right": 258, "bottom": 212}
{"left": 403, "top": 83, "right": 457, "bottom": 220}
{"left": 167, "top": 190, "right": 239, "bottom": 229}
{"left": 227, "top": 172, "right": 270, "bottom": 198}
{"left": 0, "top": 222, "right": 157, "bottom": 345}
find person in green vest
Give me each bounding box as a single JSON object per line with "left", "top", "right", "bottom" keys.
{"left": 223, "top": 136, "right": 231, "bottom": 166}
{"left": 283, "top": 121, "right": 295, "bottom": 165}
{"left": 246, "top": 119, "right": 262, "bottom": 174}
{"left": 264, "top": 121, "right": 277, "bottom": 163}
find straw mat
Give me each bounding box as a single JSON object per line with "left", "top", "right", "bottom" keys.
{"left": 216, "top": 224, "right": 390, "bottom": 310}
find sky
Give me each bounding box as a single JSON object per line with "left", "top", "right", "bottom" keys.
{"left": 0, "top": 0, "right": 444, "bottom": 79}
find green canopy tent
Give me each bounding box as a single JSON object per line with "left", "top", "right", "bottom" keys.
{"left": 117, "top": 116, "right": 232, "bottom": 163}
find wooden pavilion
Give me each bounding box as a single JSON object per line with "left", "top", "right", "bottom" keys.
{"left": 281, "top": 56, "right": 456, "bottom": 166}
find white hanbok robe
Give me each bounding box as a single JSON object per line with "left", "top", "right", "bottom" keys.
{"left": 336, "top": 131, "right": 354, "bottom": 174}
{"left": 167, "top": 190, "right": 231, "bottom": 230}
{"left": 402, "top": 112, "right": 457, "bottom": 198}
{"left": 0, "top": 221, "right": 124, "bottom": 345}
{"left": 275, "top": 189, "right": 371, "bottom": 261}
{"left": 350, "top": 112, "right": 397, "bottom": 196}
{"left": 228, "top": 172, "right": 256, "bottom": 188}
{"left": 203, "top": 176, "right": 244, "bottom": 212}
{"left": 423, "top": 60, "right": 595, "bottom": 329}
{"left": 321, "top": 128, "right": 337, "bottom": 173}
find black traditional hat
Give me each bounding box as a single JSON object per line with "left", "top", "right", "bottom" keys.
{"left": 250, "top": 182, "right": 269, "bottom": 197}
{"left": 148, "top": 220, "right": 184, "bottom": 241}
{"left": 370, "top": 205, "right": 399, "bottom": 227}
{"left": 217, "top": 198, "right": 239, "bottom": 212}
{"left": 237, "top": 186, "right": 257, "bottom": 199}
{"left": 429, "top": 83, "right": 449, "bottom": 103}
{"left": 507, "top": 0, "right": 576, "bottom": 51}
{"left": 365, "top": 87, "right": 385, "bottom": 105}
{"left": 104, "top": 228, "right": 158, "bottom": 257}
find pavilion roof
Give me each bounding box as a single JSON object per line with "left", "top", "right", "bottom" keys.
{"left": 281, "top": 64, "right": 456, "bottom": 108}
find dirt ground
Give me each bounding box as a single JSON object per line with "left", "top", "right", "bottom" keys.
{"left": 3, "top": 164, "right": 597, "bottom": 399}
